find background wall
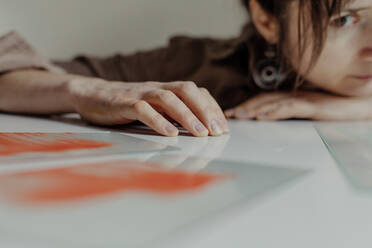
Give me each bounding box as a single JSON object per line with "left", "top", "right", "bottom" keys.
{"left": 0, "top": 0, "right": 247, "bottom": 60}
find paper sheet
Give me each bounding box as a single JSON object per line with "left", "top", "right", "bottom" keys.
{"left": 0, "top": 156, "right": 306, "bottom": 247}
{"left": 0, "top": 132, "right": 176, "bottom": 166}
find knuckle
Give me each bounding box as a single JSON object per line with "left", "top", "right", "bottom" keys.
{"left": 133, "top": 100, "right": 148, "bottom": 114}
{"left": 121, "top": 88, "right": 136, "bottom": 98}
{"left": 156, "top": 90, "right": 175, "bottom": 102}
{"left": 109, "top": 93, "right": 128, "bottom": 104}
{"left": 200, "top": 87, "right": 210, "bottom": 95}
{"left": 178, "top": 81, "right": 197, "bottom": 92}
{"left": 144, "top": 81, "right": 158, "bottom": 87}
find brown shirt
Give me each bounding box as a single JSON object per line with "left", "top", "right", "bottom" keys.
{"left": 0, "top": 31, "right": 63, "bottom": 74}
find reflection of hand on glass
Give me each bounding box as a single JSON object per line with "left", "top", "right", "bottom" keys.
{"left": 148, "top": 135, "right": 230, "bottom": 171}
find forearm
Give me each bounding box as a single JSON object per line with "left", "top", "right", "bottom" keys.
{"left": 0, "top": 69, "right": 80, "bottom": 114}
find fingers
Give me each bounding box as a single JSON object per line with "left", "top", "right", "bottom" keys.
{"left": 225, "top": 92, "right": 289, "bottom": 119}
{"left": 249, "top": 98, "right": 316, "bottom": 121}
{"left": 128, "top": 100, "right": 179, "bottom": 137}
{"left": 145, "top": 89, "right": 209, "bottom": 137}
{"left": 72, "top": 79, "right": 229, "bottom": 137}
{"left": 200, "top": 88, "right": 230, "bottom": 133}
{"left": 224, "top": 90, "right": 317, "bottom": 121}
{"left": 165, "top": 81, "right": 229, "bottom": 136}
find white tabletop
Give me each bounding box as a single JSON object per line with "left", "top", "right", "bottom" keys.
{"left": 0, "top": 113, "right": 371, "bottom": 248}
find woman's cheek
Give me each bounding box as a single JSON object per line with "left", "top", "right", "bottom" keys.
{"left": 303, "top": 40, "right": 357, "bottom": 94}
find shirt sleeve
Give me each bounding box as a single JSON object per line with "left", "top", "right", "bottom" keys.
{"left": 0, "top": 31, "right": 64, "bottom": 75}
{"left": 54, "top": 36, "right": 209, "bottom": 83}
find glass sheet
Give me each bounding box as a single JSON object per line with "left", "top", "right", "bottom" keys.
{"left": 316, "top": 122, "right": 372, "bottom": 189}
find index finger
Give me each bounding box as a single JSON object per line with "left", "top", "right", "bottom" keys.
{"left": 165, "top": 81, "right": 228, "bottom": 135}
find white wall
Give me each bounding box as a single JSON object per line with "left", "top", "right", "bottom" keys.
{"left": 0, "top": 0, "right": 247, "bottom": 60}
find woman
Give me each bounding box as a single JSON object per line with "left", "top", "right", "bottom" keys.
{"left": 0, "top": 0, "right": 371, "bottom": 136}
{"left": 226, "top": 0, "right": 372, "bottom": 121}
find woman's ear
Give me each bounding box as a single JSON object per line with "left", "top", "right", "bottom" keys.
{"left": 249, "top": 0, "right": 279, "bottom": 44}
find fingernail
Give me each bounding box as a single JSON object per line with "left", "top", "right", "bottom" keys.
{"left": 194, "top": 122, "right": 208, "bottom": 136}
{"left": 210, "top": 120, "right": 223, "bottom": 135}
{"left": 219, "top": 119, "right": 230, "bottom": 133}
{"left": 165, "top": 124, "right": 178, "bottom": 136}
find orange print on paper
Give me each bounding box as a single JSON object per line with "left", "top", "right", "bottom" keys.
{"left": 0, "top": 160, "right": 228, "bottom": 205}
{"left": 0, "top": 133, "right": 112, "bottom": 156}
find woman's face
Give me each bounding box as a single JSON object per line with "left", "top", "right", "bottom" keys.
{"left": 288, "top": 0, "right": 372, "bottom": 96}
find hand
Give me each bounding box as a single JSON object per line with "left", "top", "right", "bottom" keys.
{"left": 224, "top": 91, "right": 372, "bottom": 121}
{"left": 67, "top": 78, "right": 229, "bottom": 137}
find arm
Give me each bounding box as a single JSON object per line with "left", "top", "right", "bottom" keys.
{"left": 224, "top": 91, "right": 372, "bottom": 121}
{"left": 0, "top": 69, "right": 229, "bottom": 137}
{"left": 0, "top": 69, "right": 77, "bottom": 114}
{"left": 0, "top": 31, "right": 76, "bottom": 114}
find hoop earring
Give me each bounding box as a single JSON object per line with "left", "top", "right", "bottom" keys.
{"left": 252, "top": 46, "right": 286, "bottom": 90}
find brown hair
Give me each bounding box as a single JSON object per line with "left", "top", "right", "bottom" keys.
{"left": 242, "top": 0, "right": 350, "bottom": 85}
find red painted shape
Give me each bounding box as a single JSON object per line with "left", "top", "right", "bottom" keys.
{"left": 0, "top": 160, "right": 227, "bottom": 205}
{"left": 0, "top": 133, "right": 112, "bottom": 156}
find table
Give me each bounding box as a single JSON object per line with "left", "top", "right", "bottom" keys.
{"left": 0, "top": 113, "right": 371, "bottom": 248}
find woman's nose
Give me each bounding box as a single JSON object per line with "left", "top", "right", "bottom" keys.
{"left": 361, "top": 48, "right": 372, "bottom": 62}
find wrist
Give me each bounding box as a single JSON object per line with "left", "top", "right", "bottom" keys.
{"left": 63, "top": 76, "right": 109, "bottom": 112}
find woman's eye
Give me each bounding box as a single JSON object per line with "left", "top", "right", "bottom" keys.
{"left": 330, "top": 14, "right": 360, "bottom": 28}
